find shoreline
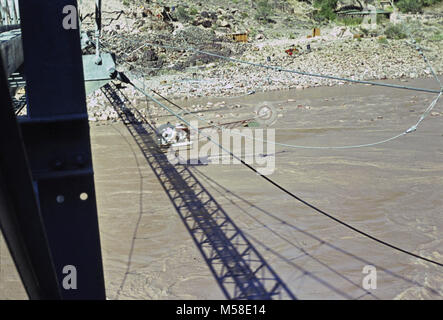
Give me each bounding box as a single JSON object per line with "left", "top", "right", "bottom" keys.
{"left": 122, "top": 39, "right": 442, "bottom": 101}
{"left": 87, "top": 75, "right": 442, "bottom": 124}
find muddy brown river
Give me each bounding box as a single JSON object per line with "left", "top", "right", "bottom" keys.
{"left": 1, "top": 77, "right": 442, "bottom": 299}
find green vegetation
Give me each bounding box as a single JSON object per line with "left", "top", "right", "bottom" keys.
{"left": 378, "top": 37, "right": 389, "bottom": 44}
{"left": 377, "top": 14, "right": 390, "bottom": 25}
{"left": 384, "top": 23, "right": 407, "bottom": 39}
{"left": 176, "top": 6, "right": 190, "bottom": 21}
{"left": 396, "top": 0, "right": 425, "bottom": 13}
{"left": 311, "top": 0, "right": 442, "bottom": 20}
{"left": 337, "top": 16, "right": 363, "bottom": 26}
{"left": 189, "top": 7, "right": 198, "bottom": 16}
{"left": 254, "top": 0, "right": 273, "bottom": 22}
{"left": 313, "top": 0, "right": 338, "bottom": 21}
{"left": 248, "top": 26, "right": 257, "bottom": 39}
{"left": 396, "top": 0, "right": 442, "bottom": 13}
{"left": 429, "top": 31, "right": 443, "bottom": 41}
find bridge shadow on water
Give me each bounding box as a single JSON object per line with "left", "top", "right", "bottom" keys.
{"left": 102, "top": 83, "right": 441, "bottom": 300}
{"left": 103, "top": 83, "right": 296, "bottom": 300}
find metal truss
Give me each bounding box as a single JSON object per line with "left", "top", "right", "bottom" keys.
{"left": 0, "top": 0, "right": 105, "bottom": 299}
{"left": 102, "top": 82, "right": 295, "bottom": 300}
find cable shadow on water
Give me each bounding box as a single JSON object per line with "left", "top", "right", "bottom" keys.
{"left": 190, "top": 168, "right": 442, "bottom": 299}
{"left": 191, "top": 168, "right": 380, "bottom": 300}
{"left": 111, "top": 82, "right": 441, "bottom": 299}
{"left": 102, "top": 83, "right": 296, "bottom": 300}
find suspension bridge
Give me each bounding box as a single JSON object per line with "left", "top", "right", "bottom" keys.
{"left": 0, "top": 0, "right": 442, "bottom": 300}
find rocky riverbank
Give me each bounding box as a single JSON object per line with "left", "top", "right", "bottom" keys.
{"left": 134, "top": 35, "right": 441, "bottom": 99}
{"left": 79, "top": 0, "right": 443, "bottom": 123}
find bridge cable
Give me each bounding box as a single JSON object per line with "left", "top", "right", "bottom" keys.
{"left": 102, "top": 35, "right": 442, "bottom": 150}
{"left": 149, "top": 87, "right": 442, "bottom": 150}
{"left": 135, "top": 40, "right": 442, "bottom": 94}
{"left": 98, "top": 32, "right": 441, "bottom": 94}
{"left": 119, "top": 75, "right": 443, "bottom": 268}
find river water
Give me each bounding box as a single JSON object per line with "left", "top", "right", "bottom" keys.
{"left": 1, "top": 77, "right": 442, "bottom": 299}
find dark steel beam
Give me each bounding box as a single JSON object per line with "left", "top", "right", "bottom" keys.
{"left": 0, "top": 56, "right": 61, "bottom": 300}
{"left": 17, "top": 0, "right": 105, "bottom": 299}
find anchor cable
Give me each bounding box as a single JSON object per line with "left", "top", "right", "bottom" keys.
{"left": 118, "top": 74, "right": 443, "bottom": 268}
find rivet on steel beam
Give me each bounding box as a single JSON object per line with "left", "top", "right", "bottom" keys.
{"left": 75, "top": 154, "right": 86, "bottom": 167}
{"left": 52, "top": 159, "right": 64, "bottom": 170}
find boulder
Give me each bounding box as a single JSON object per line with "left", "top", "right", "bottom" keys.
{"left": 255, "top": 33, "right": 265, "bottom": 40}
{"left": 218, "top": 20, "right": 231, "bottom": 28}
{"left": 202, "top": 20, "right": 212, "bottom": 28}
{"left": 144, "top": 49, "right": 158, "bottom": 61}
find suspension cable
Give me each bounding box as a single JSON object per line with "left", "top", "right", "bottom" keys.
{"left": 149, "top": 87, "right": 442, "bottom": 150}
{"left": 139, "top": 41, "right": 441, "bottom": 94}
{"left": 99, "top": 32, "right": 442, "bottom": 94}
{"left": 403, "top": 23, "right": 442, "bottom": 89}
{"left": 104, "top": 35, "right": 442, "bottom": 150}
{"left": 119, "top": 76, "right": 443, "bottom": 268}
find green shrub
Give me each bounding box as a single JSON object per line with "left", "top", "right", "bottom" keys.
{"left": 378, "top": 37, "right": 389, "bottom": 44}
{"left": 423, "top": 0, "right": 442, "bottom": 5}
{"left": 359, "top": 26, "right": 370, "bottom": 36}
{"left": 377, "top": 14, "right": 390, "bottom": 25}
{"left": 396, "top": 0, "right": 424, "bottom": 13}
{"left": 430, "top": 31, "right": 443, "bottom": 41}
{"left": 313, "top": 0, "right": 338, "bottom": 21}
{"left": 396, "top": 0, "right": 442, "bottom": 13}
{"left": 176, "top": 7, "right": 190, "bottom": 21}
{"left": 248, "top": 27, "right": 257, "bottom": 39}
{"left": 384, "top": 23, "right": 407, "bottom": 39}
{"left": 254, "top": 0, "right": 273, "bottom": 22}
{"left": 189, "top": 7, "right": 198, "bottom": 16}
{"left": 337, "top": 17, "right": 363, "bottom": 26}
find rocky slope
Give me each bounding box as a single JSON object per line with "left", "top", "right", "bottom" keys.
{"left": 78, "top": 1, "right": 443, "bottom": 122}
